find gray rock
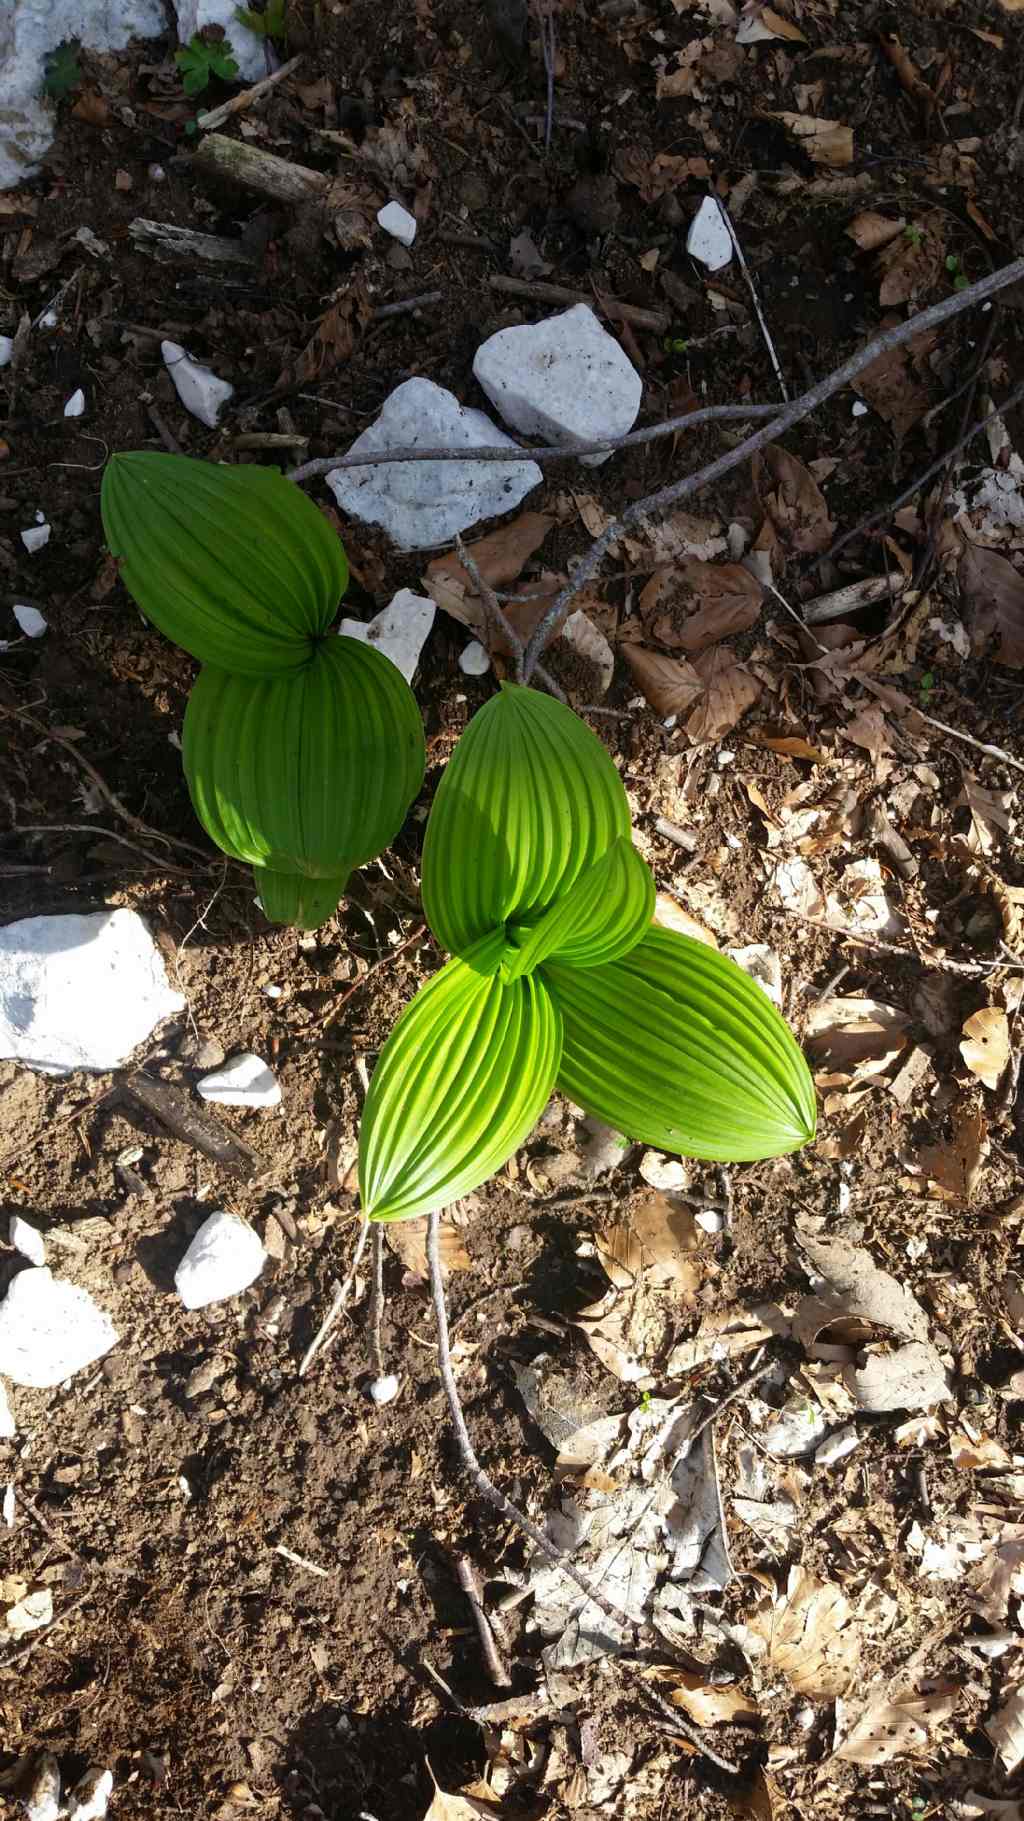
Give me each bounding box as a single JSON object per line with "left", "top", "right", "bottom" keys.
{"left": 0, "top": 1267, "right": 118, "bottom": 1388}
{"left": 473, "top": 304, "right": 641, "bottom": 467}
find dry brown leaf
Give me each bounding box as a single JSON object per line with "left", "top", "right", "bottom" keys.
{"left": 424, "top": 513, "right": 555, "bottom": 637}
{"left": 385, "top": 1216, "right": 471, "bottom": 1280}
{"left": 950, "top": 1428, "right": 1013, "bottom": 1469}
{"left": 767, "top": 111, "right": 853, "bottom": 167}
{"left": 921, "top": 1098, "right": 989, "bottom": 1201}
{"left": 880, "top": 34, "right": 939, "bottom": 110}
{"left": 836, "top": 1684, "right": 959, "bottom": 1764}
{"left": 642, "top": 560, "right": 762, "bottom": 653}
{"left": 758, "top": 733, "right": 827, "bottom": 761}
{"left": 667, "top": 1305, "right": 787, "bottom": 1374}
{"left": 687, "top": 646, "right": 762, "bottom": 742}
{"left": 623, "top": 645, "right": 704, "bottom": 718}
{"left": 571, "top": 492, "right": 612, "bottom": 537}
{"left": 657, "top": 1669, "right": 759, "bottom": 1727}
{"left": 654, "top": 894, "right": 720, "bottom": 946}
{"left": 848, "top": 1340, "right": 952, "bottom": 1413}
{"left": 876, "top": 223, "right": 942, "bottom": 308}
{"left": 747, "top": 1566, "right": 859, "bottom": 1697}
{"left": 423, "top": 1779, "right": 503, "bottom": 1820}
{"left": 277, "top": 279, "right": 372, "bottom": 389}
{"left": 795, "top": 1232, "right": 932, "bottom": 1348}
{"left": 805, "top": 996, "right": 909, "bottom": 1074}
{"left": 847, "top": 211, "right": 905, "bottom": 252}
{"left": 728, "top": 1770, "right": 783, "bottom": 1820}
{"left": 842, "top": 704, "right": 892, "bottom": 765}
{"left": 851, "top": 342, "right": 930, "bottom": 437}
{"left": 752, "top": 7, "right": 807, "bottom": 41}
{"left": 960, "top": 1006, "right": 1010, "bottom": 1090}
{"left": 960, "top": 544, "right": 1024, "bottom": 668}
{"left": 574, "top": 1288, "right": 663, "bottom": 1384}
{"left": 596, "top": 1195, "right": 701, "bottom": 1293}
{"left": 615, "top": 147, "right": 711, "bottom": 203}
{"left": 753, "top": 445, "right": 834, "bottom": 556}
{"left": 563, "top": 609, "right": 614, "bottom": 698}
{"left": 72, "top": 89, "right": 111, "bottom": 128}
{"left": 987, "top": 1686, "right": 1024, "bottom": 1774}
{"left": 961, "top": 771, "right": 1015, "bottom": 855}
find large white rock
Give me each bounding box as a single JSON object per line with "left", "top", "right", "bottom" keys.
{"left": 339, "top": 589, "right": 435, "bottom": 683}
{"left": 0, "top": 1267, "right": 118, "bottom": 1387}
{"left": 326, "top": 378, "right": 541, "bottom": 551}
{"left": 175, "top": 1210, "right": 266, "bottom": 1309}
{"left": 9, "top": 1214, "right": 45, "bottom": 1266}
{"left": 197, "top": 1051, "right": 280, "bottom": 1108}
{"left": 473, "top": 304, "right": 642, "bottom": 468}
{"left": 162, "top": 340, "right": 234, "bottom": 428}
{"left": 686, "top": 196, "right": 733, "bottom": 272}
{"left": 0, "top": 909, "right": 184, "bottom": 1075}
{"left": 1, "top": 2, "right": 262, "bottom": 191}
{"left": 0, "top": 1379, "right": 15, "bottom": 1439}
{"left": 66, "top": 1769, "right": 114, "bottom": 1821}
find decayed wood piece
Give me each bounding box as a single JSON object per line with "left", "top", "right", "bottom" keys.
{"left": 488, "top": 273, "right": 668, "bottom": 333}
{"left": 192, "top": 133, "right": 332, "bottom": 206}
{"left": 128, "top": 218, "right": 257, "bottom": 268}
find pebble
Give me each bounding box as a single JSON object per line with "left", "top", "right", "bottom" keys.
{"left": 639, "top": 1149, "right": 692, "bottom": 1191}
{"left": 813, "top": 1423, "right": 862, "bottom": 1468}
{"left": 9, "top": 1215, "right": 45, "bottom": 1267}
{"left": 458, "top": 639, "right": 491, "bottom": 677}
{"left": 0, "top": 908, "right": 184, "bottom": 1076}
{"left": 13, "top": 604, "right": 47, "bottom": 637}
{"left": 377, "top": 201, "right": 417, "bottom": 246}
{"left": 851, "top": 400, "right": 869, "bottom": 418}
{"left": 0, "top": 336, "right": 13, "bottom": 368}
{"left": 368, "top": 1374, "right": 400, "bottom": 1406}
{"left": 686, "top": 196, "right": 733, "bottom": 272}
{"left": 66, "top": 1769, "right": 114, "bottom": 1821}
{"left": 161, "top": 339, "right": 234, "bottom": 429}
{"left": 64, "top": 388, "right": 85, "bottom": 418}
{"left": 6, "top": 1588, "right": 53, "bottom": 1640}
{"left": 0, "top": 1380, "right": 15, "bottom": 1440}
{"left": 326, "top": 377, "right": 542, "bottom": 550}
{"left": 695, "top": 1208, "right": 725, "bottom": 1234}
{"left": 22, "top": 1751, "right": 61, "bottom": 1821}
{"left": 19, "top": 524, "right": 50, "bottom": 554}
{"left": 197, "top": 1052, "right": 281, "bottom": 1109}
{"left": 175, "top": 1211, "right": 267, "bottom": 1310}
{"left": 0, "top": 1268, "right": 119, "bottom": 1388}
{"left": 473, "top": 303, "right": 642, "bottom": 468}
{"left": 339, "top": 589, "right": 436, "bottom": 683}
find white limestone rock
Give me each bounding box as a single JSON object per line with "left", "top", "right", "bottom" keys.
{"left": 9, "top": 1214, "right": 45, "bottom": 1266}
{"left": 686, "top": 196, "right": 733, "bottom": 272}
{"left": 0, "top": 1379, "right": 15, "bottom": 1439}
{"left": 0, "top": 908, "right": 184, "bottom": 1075}
{"left": 197, "top": 1051, "right": 280, "bottom": 1108}
{"left": 65, "top": 1769, "right": 114, "bottom": 1821}
{"left": 13, "top": 603, "right": 47, "bottom": 637}
{"left": 377, "top": 201, "right": 417, "bottom": 246}
{"left": 64, "top": 386, "right": 85, "bottom": 417}
{"left": 325, "top": 378, "right": 541, "bottom": 551}
{"left": 473, "top": 303, "right": 641, "bottom": 468}
{"left": 458, "top": 639, "right": 491, "bottom": 677}
{"left": 0, "top": 1267, "right": 118, "bottom": 1387}
{"left": 175, "top": 1210, "right": 266, "bottom": 1309}
{"left": 162, "top": 340, "right": 234, "bottom": 428}
{"left": 339, "top": 589, "right": 436, "bottom": 683}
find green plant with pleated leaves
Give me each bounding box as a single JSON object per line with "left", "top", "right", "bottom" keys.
{"left": 358, "top": 685, "right": 816, "bottom": 1224}
{"left": 100, "top": 452, "right": 425, "bottom": 929}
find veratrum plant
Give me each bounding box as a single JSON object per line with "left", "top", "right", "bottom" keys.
{"left": 359, "top": 686, "right": 816, "bottom": 1222}
{"left": 101, "top": 452, "right": 425, "bottom": 928}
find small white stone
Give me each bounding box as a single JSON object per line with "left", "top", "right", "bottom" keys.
{"left": 0, "top": 336, "right": 13, "bottom": 368}
{"left": 0, "top": 1381, "right": 15, "bottom": 1441}
{"left": 0, "top": 908, "right": 184, "bottom": 1076}
{"left": 377, "top": 201, "right": 417, "bottom": 247}
{"left": 852, "top": 400, "right": 869, "bottom": 418}
{"left": 0, "top": 1268, "right": 118, "bottom": 1388}
{"left": 339, "top": 589, "right": 436, "bottom": 683}
{"left": 368, "top": 1373, "right": 400, "bottom": 1405}
{"left": 686, "top": 197, "right": 733, "bottom": 272}
{"left": 21, "top": 1750, "right": 61, "bottom": 1821}
{"left": 197, "top": 1051, "right": 281, "bottom": 1109}
{"left": 2, "top": 1482, "right": 14, "bottom": 1521}
{"left": 161, "top": 339, "right": 234, "bottom": 429}
{"left": 65, "top": 1770, "right": 114, "bottom": 1821}
{"left": 9, "top": 1215, "right": 45, "bottom": 1267}
{"left": 458, "top": 639, "right": 491, "bottom": 677}
{"left": 20, "top": 524, "right": 50, "bottom": 553}
{"left": 326, "top": 378, "right": 541, "bottom": 550}
{"left": 262, "top": 983, "right": 283, "bottom": 1000}
{"left": 64, "top": 387, "right": 85, "bottom": 418}
{"left": 38, "top": 311, "right": 58, "bottom": 331}
{"left": 473, "top": 303, "right": 642, "bottom": 468}
{"left": 814, "top": 1423, "right": 862, "bottom": 1468}
{"left": 149, "top": 163, "right": 166, "bottom": 181}
{"left": 695, "top": 1208, "right": 724, "bottom": 1234}
{"left": 639, "top": 1149, "right": 691, "bottom": 1191}
{"left": 175, "top": 1210, "right": 266, "bottom": 1310}
{"left": 13, "top": 604, "right": 46, "bottom": 638}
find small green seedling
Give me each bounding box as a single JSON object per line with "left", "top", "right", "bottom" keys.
{"left": 945, "top": 253, "right": 969, "bottom": 292}
{"left": 919, "top": 668, "right": 936, "bottom": 706}
{"left": 42, "top": 42, "right": 83, "bottom": 100}
{"left": 358, "top": 687, "right": 816, "bottom": 1223}
{"left": 236, "top": 0, "right": 288, "bottom": 42}
{"left": 100, "top": 453, "right": 424, "bottom": 929}
{"left": 903, "top": 224, "right": 923, "bottom": 247}
{"left": 663, "top": 336, "right": 689, "bottom": 355}
{"left": 174, "top": 34, "right": 240, "bottom": 97}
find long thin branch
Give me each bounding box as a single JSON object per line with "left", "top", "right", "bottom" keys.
{"left": 287, "top": 403, "right": 779, "bottom": 485}
{"left": 520, "top": 252, "right": 1024, "bottom": 680}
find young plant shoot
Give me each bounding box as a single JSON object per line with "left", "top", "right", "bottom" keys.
{"left": 101, "top": 452, "right": 425, "bottom": 928}
{"left": 359, "top": 686, "right": 816, "bottom": 1222}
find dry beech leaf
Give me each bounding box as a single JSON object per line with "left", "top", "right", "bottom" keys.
{"left": 654, "top": 893, "right": 720, "bottom": 947}
{"left": 960, "top": 1006, "right": 1010, "bottom": 1090}
{"left": 921, "top": 1098, "right": 989, "bottom": 1201}
{"left": 805, "top": 997, "right": 909, "bottom": 1074}
{"left": 747, "top": 1566, "right": 859, "bottom": 1697}
{"left": 562, "top": 609, "right": 614, "bottom": 697}
{"left": 852, "top": 342, "right": 930, "bottom": 438}
{"left": 623, "top": 645, "right": 703, "bottom": 718}
{"left": 961, "top": 771, "right": 1014, "bottom": 855}
{"left": 836, "top": 1684, "right": 959, "bottom": 1764}
{"left": 847, "top": 210, "right": 906, "bottom": 252}
{"left": 876, "top": 221, "right": 942, "bottom": 308}
{"left": 657, "top": 1669, "right": 759, "bottom": 1727}
{"left": 423, "top": 1780, "right": 503, "bottom": 1821}
{"left": 753, "top": 445, "right": 835, "bottom": 556}
{"left": 688, "top": 646, "right": 762, "bottom": 742}
{"left": 758, "top": 732, "right": 827, "bottom": 761}
{"left": 596, "top": 1195, "right": 701, "bottom": 1293}
{"left": 842, "top": 704, "right": 892, "bottom": 766}
{"left": 385, "top": 1216, "right": 470, "bottom": 1280}
{"left": 641, "top": 560, "right": 762, "bottom": 653}
{"left": 848, "top": 1340, "right": 952, "bottom": 1413}
{"left": 767, "top": 111, "right": 854, "bottom": 167}
{"left": 960, "top": 544, "right": 1024, "bottom": 668}
{"left": 276, "top": 278, "right": 372, "bottom": 388}
{"left": 424, "top": 513, "right": 555, "bottom": 637}
{"left": 728, "top": 1769, "right": 783, "bottom": 1820}
{"left": 987, "top": 1686, "right": 1024, "bottom": 1774}
{"left": 740, "top": 6, "right": 806, "bottom": 43}
{"left": 574, "top": 1287, "right": 663, "bottom": 1383}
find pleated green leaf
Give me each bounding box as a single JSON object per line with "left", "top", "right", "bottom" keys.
{"left": 101, "top": 452, "right": 349, "bottom": 675}
{"left": 183, "top": 637, "right": 425, "bottom": 879}
{"left": 255, "top": 869, "right": 352, "bottom": 931}
{"left": 546, "top": 925, "right": 817, "bottom": 1161}
{"left": 359, "top": 941, "right": 563, "bottom": 1222}
{"left": 503, "top": 837, "right": 654, "bottom": 980}
{"left": 421, "top": 684, "right": 630, "bottom": 959}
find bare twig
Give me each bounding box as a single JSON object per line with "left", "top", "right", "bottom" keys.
{"left": 488, "top": 273, "right": 667, "bottom": 332}
{"left": 520, "top": 252, "right": 1024, "bottom": 681}
{"left": 318, "top": 922, "right": 428, "bottom": 1035}
{"left": 288, "top": 402, "right": 778, "bottom": 485}
{"left": 454, "top": 533, "right": 526, "bottom": 684}
{"left": 196, "top": 54, "right": 303, "bottom": 131}
{"left": 372, "top": 291, "right": 444, "bottom": 321}
{"left": 147, "top": 406, "right": 182, "bottom": 455}
{"left": 712, "top": 198, "right": 788, "bottom": 401}
{"left": 298, "top": 1217, "right": 370, "bottom": 1377}
{"left": 781, "top": 910, "right": 1024, "bottom": 975}
{"left": 455, "top": 1555, "right": 512, "bottom": 1688}
{"left": 9, "top": 823, "right": 198, "bottom": 878}
{"left": 624, "top": 1665, "right": 742, "bottom": 1776}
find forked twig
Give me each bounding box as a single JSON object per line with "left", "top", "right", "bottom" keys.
{"left": 298, "top": 1216, "right": 370, "bottom": 1377}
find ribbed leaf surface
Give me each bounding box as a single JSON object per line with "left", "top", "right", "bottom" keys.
{"left": 183, "top": 638, "right": 425, "bottom": 876}
{"left": 255, "top": 869, "right": 352, "bottom": 930}
{"left": 359, "top": 943, "right": 563, "bottom": 1222}
{"left": 546, "top": 926, "right": 816, "bottom": 1161}
{"left": 421, "top": 685, "right": 630, "bottom": 958}
{"left": 101, "top": 452, "right": 349, "bottom": 675}
{"left": 504, "top": 837, "right": 654, "bottom": 979}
